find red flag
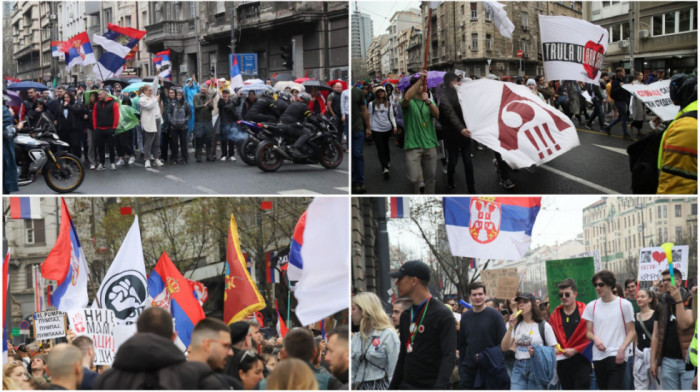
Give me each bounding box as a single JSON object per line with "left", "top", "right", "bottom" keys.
{"left": 120, "top": 207, "right": 132, "bottom": 215}
{"left": 224, "top": 214, "right": 266, "bottom": 324}
{"left": 3, "top": 249, "right": 9, "bottom": 329}
{"left": 255, "top": 311, "right": 264, "bottom": 327}
{"left": 41, "top": 198, "right": 72, "bottom": 281}
{"left": 275, "top": 300, "right": 288, "bottom": 338}
{"left": 260, "top": 201, "right": 273, "bottom": 210}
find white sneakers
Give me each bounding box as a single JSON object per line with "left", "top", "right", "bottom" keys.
{"left": 154, "top": 159, "right": 164, "bottom": 167}
{"left": 128, "top": 156, "right": 136, "bottom": 165}
{"left": 144, "top": 160, "right": 151, "bottom": 168}
{"left": 116, "top": 158, "right": 125, "bottom": 166}
{"left": 110, "top": 163, "right": 117, "bottom": 170}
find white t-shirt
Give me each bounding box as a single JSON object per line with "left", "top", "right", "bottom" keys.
{"left": 511, "top": 320, "right": 557, "bottom": 360}
{"left": 582, "top": 297, "right": 635, "bottom": 361}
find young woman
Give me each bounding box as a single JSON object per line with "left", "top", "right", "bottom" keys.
{"left": 138, "top": 77, "right": 163, "bottom": 168}
{"left": 501, "top": 293, "right": 557, "bottom": 390}
{"left": 351, "top": 292, "right": 399, "bottom": 390}
{"left": 368, "top": 86, "right": 396, "bottom": 178}
{"left": 265, "top": 358, "right": 318, "bottom": 390}
{"left": 115, "top": 96, "right": 139, "bottom": 167}
{"left": 55, "top": 93, "right": 85, "bottom": 158}
{"left": 633, "top": 288, "right": 659, "bottom": 390}
{"left": 630, "top": 71, "right": 646, "bottom": 137}
{"left": 85, "top": 92, "right": 99, "bottom": 170}
{"left": 3, "top": 363, "right": 32, "bottom": 390}
{"left": 235, "top": 351, "right": 264, "bottom": 390}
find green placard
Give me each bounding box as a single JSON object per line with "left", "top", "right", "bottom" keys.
{"left": 11, "top": 328, "right": 19, "bottom": 335}
{"left": 546, "top": 257, "right": 596, "bottom": 312}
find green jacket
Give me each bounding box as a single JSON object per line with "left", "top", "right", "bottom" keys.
{"left": 116, "top": 105, "right": 139, "bottom": 135}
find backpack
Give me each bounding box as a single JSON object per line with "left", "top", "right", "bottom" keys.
{"left": 627, "top": 110, "right": 697, "bottom": 193}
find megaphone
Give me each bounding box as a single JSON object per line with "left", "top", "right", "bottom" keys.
{"left": 660, "top": 242, "right": 675, "bottom": 285}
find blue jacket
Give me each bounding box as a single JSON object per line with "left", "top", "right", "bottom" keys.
{"left": 474, "top": 345, "right": 510, "bottom": 390}
{"left": 528, "top": 345, "right": 556, "bottom": 388}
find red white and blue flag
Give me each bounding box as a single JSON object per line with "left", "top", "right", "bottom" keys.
{"left": 92, "top": 24, "right": 147, "bottom": 80}
{"left": 288, "top": 211, "right": 306, "bottom": 282}
{"left": 156, "top": 49, "right": 171, "bottom": 67}
{"left": 158, "top": 68, "right": 172, "bottom": 80}
{"left": 40, "top": 198, "right": 89, "bottom": 311}
{"left": 389, "top": 197, "right": 409, "bottom": 218}
{"left": 152, "top": 56, "right": 163, "bottom": 69}
{"left": 9, "top": 197, "right": 41, "bottom": 220}
{"left": 265, "top": 251, "right": 280, "bottom": 284}
{"left": 51, "top": 41, "right": 65, "bottom": 57}
{"left": 148, "top": 252, "right": 206, "bottom": 348}
{"left": 63, "top": 32, "right": 96, "bottom": 71}
{"left": 229, "top": 54, "right": 244, "bottom": 91}
{"left": 275, "top": 300, "right": 288, "bottom": 338}
{"left": 443, "top": 197, "right": 541, "bottom": 260}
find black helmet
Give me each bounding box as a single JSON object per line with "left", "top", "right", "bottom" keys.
{"left": 298, "top": 92, "right": 311, "bottom": 104}
{"left": 278, "top": 91, "right": 293, "bottom": 102}
{"left": 669, "top": 73, "right": 697, "bottom": 108}
{"left": 262, "top": 89, "right": 275, "bottom": 99}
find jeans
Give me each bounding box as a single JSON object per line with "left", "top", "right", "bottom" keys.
{"left": 660, "top": 357, "right": 694, "bottom": 390}
{"left": 94, "top": 128, "right": 116, "bottom": 165}
{"left": 170, "top": 125, "right": 189, "bottom": 162}
{"left": 371, "top": 130, "right": 392, "bottom": 170}
{"left": 446, "top": 140, "right": 475, "bottom": 192}
{"left": 587, "top": 99, "right": 605, "bottom": 129}
{"left": 511, "top": 358, "right": 546, "bottom": 390}
{"left": 351, "top": 131, "right": 365, "bottom": 187}
{"left": 623, "top": 354, "right": 634, "bottom": 389}
{"left": 593, "top": 356, "right": 626, "bottom": 390}
{"left": 458, "top": 365, "right": 478, "bottom": 389}
{"left": 405, "top": 147, "right": 437, "bottom": 193}
{"left": 194, "top": 122, "right": 214, "bottom": 161}
{"left": 607, "top": 101, "right": 630, "bottom": 136}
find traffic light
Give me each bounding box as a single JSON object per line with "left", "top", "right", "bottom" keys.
{"left": 281, "top": 45, "right": 293, "bottom": 70}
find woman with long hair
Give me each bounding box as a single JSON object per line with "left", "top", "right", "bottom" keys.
{"left": 633, "top": 288, "right": 659, "bottom": 390}
{"left": 630, "top": 71, "right": 646, "bottom": 137}
{"left": 265, "top": 358, "right": 318, "bottom": 390}
{"left": 368, "top": 86, "right": 396, "bottom": 178}
{"left": 3, "top": 363, "right": 32, "bottom": 390}
{"left": 85, "top": 92, "right": 99, "bottom": 170}
{"left": 351, "top": 292, "right": 399, "bottom": 390}
{"left": 138, "top": 77, "right": 163, "bottom": 168}
{"left": 56, "top": 92, "right": 85, "bottom": 158}
{"left": 234, "top": 351, "right": 265, "bottom": 390}
{"left": 501, "top": 293, "right": 557, "bottom": 390}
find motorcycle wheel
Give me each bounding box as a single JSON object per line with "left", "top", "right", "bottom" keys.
{"left": 255, "top": 140, "right": 284, "bottom": 172}
{"left": 43, "top": 153, "right": 85, "bottom": 193}
{"left": 239, "top": 137, "right": 258, "bottom": 166}
{"left": 318, "top": 141, "right": 343, "bottom": 169}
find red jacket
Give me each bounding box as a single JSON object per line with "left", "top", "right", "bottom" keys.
{"left": 548, "top": 301, "right": 591, "bottom": 356}
{"left": 308, "top": 94, "right": 326, "bottom": 115}
{"left": 92, "top": 97, "right": 120, "bottom": 130}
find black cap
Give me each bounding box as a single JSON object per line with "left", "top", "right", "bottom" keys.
{"left": 443, "top": 72, "right": 460, "bottom": 85}
{"left": 229, "top": 321, "right": 249, "bottom": 345}
{"left": 515, "top": 292, "right": 536, "bottom": 302}
{"left": 389, "top": 260, "right": 431, "bottom": 281}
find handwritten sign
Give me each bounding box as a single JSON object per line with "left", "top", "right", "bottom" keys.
{"left": 637, "top": 245, "right": 688, "bottom": 282}
{"left": 496, "top": 277, "right": 520, "bottom": 299}
{"left": 622, "top": 80, "right": 680, "bottom": 121}
{"left": 33, "top": 310, "right": 66, "bottom": 340}
{"left": 67, "top": 308, "right": 117, "bottom": 366}
{"left": 481, "top": 268, "right": 519, "bottom": 299}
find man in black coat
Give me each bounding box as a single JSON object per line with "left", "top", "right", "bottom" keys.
{"left": 604, "top": 67, "right": 632, "bottom": 140}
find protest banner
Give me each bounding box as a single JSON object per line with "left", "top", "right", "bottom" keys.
{"left": 546, "top": 257, "right": 596, "bottom": 312}
{"left": 622, "top": 79, "right": 680, "bottom": 122}
{"left": 538, "top": 15, "right": 609, "bottom": 84}
{"left": 67, "top": 308, "right": 117, "bottom": 365}
{"left": 637, "top": 245, "right": 689, "bottom": 282}
{"left": 496, "top": 276, "right": 520, "bottom": 299}
{"left": 570, "top": 249, "right": 602, "bottom": 272}
{"left": 33, "top": 310, "right": 66, "bottom": 340}
{"left": 481, "top": 267, "right": 519, "bottom": 299}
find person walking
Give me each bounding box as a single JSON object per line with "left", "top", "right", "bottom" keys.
{"left": 633, "top": 288, "right": 659, "bottom": 390}
{"left": 368, "top": 86, "right": 396, "bottom": 178}
{"left": 604, "top": 68, "right": 633, "bottom": 140}
{"left": 630, "top": 71, "right": 647, "bottom": 137}
{"left": 138, "top": 78, "right": 164, "bottom": 169}
{"left": 439, "top": 72, "right": 476, "bottom": 193}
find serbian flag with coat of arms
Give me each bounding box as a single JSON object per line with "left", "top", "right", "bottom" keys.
{"left": 443, "top": 197, "right": 541, "bottom": 260}
{"left": 63, "top": 32, "right": 96, "bottom": 71}
{"left": 456, "top": 79, "right": 579, "bottom": 169}
{"left": 224, "top": 214, "right": 266, "bottom": 325}
{"left": 92, "top": 24, "right": 147, "bottom": 80}
{"left": 147, "top": 252, "right": 206, "bottom": 348}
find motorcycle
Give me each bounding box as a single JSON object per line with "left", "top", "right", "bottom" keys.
{"left": 14, "top": 120, "right": 85, "bottom": 193}
{"left": 254, "top": 116, "right": 343, "bottom": 172}
{"left": 237, "top": 120, "right": 264, "bottom": 166}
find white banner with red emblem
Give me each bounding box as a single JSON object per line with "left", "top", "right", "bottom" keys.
{"left": 456, "top": 79, "right": 580, "bottom": 169}
{"left": 539, "top": 15, "right": 609, "bottom": 84}
{"left": 623, "top": 80, "right": 680, "bottom": 122}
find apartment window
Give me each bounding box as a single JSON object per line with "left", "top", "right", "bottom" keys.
{"left": 692, "top": 203, "right": 697, "bottom": 215}
{"left": 675, "top": 205, "right": 682, "bottom": 217}
{"left": 652, "top": 9, "right": 696, "bottom": 36}
{"left": 658, "top": 228, "right": 662, "bottom": 243}
{"left": 471, "top": 33, "right": 478, "bottom": 50}
{"left": 104, "top": 8, "right": 112, "bottom": 24}
{"left": 676, "top": 226, "right": 683, "bottom": 241}
{"left": 663, "top": 205, "right": 667, "bottom": 218}
{"left": 24, "top": 219, "right": 45, "bottom": 245}
{"left": 486, "top": 34, "right": 492, "bottom": 51}
{"left": 521, "top": 12, "right": 528, "bottom": 28}
{"left": 665, "top": 12, "right": 675, "bottom": 34}
{"left": 461, "top": 5, "right": 465, "bottom": 15}
{"left": 679, "top": 8, "right": 693, "bottom": 32}
{"left": 216, "top": 2, "right": 226, "bottom": 14}
{"left": 26, "top": 264, "right": 35, "bottom": 289}
{"left": 486, "top": 6, "right": 492, "bottom": 22}
{"left": 440, "top": 14, "right": 445, "bottom": 30}
{"left": 652, "top": 14, "right": 663, "bottom": 36}
{"left": 471, "top": 3, "right": 478, "bottom": 20}
{"left": 520, "top": 39, "right": 528, "bottom": 53}
{"left": 125, "top": 15, "right": 131, "bottom": 27}
{"left": 657, "top": 206, "right": 661, "bottom": 219}
{"left": 664, "top": 228, "right": 668, "bottom": 242}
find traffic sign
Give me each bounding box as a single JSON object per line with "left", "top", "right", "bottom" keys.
{"left": 20, "top": 321, "right": 30, "bottom": 330}
{"left": 11, "top": 328, "right": 19, "bottom": 335}
{"left": 517, "top": 50, "right": 523, "bottom": 58}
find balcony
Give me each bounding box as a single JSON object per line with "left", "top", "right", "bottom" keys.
{"left": 144, "top": 20, "right": 195, "bottom": 51}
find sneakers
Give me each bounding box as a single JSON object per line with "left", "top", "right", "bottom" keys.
{"left": 96, "top": 164, "right": 104, "bottom": 171}
{"left": 221, "top": 156, "right": 227, "bottom": 161}
{"left": 110, "top": 163, "right": 117, "bottom": 170}
{"left": 603, "top": 125, "right": 611, "bottom": 135}
{"left": 128, "top": 156, "right": 136, "bottom": 165}
{"left": 116, "top": 158, "right": 125, "bottom": 166}
{"left": 500, "top": 178, "right": 515, "bottom": 189}
{"left": 383, "top": 167, "right": 390, "bottom": 178}
{"left": 584, "top": 123, "right": 592, "bottom": 130}
{"left": 89, "top": 164, "right": 96, "bottom": 170}
{"left": 229, "top": 156, "right": 236, "bottom": 161}
{"left": 144, "top": 160, "right": 151, "bottom": 168}
{"left": 154, "top": 159, "right": 164, "bottom": 167}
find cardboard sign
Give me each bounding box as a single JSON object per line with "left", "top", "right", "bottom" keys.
{"left": 481, "top": 268, "right": 519, "bottom": 299}
{"left": 496, "top": 277, "right": 520, "bottom": 299}
{"left": 637, "top": 245, "right": 689, "bottom": 282}
{"left": 67, "top": 308, "right": 117, "bottom": 366}
{"left": 546, "top": 257, "right": 596, "bottom": 312}
{"left": 33, "top": 310, "right": 66, "bottom": 340}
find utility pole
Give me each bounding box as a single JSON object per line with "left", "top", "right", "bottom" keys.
{"left": 230, "top": 2, "right": 236, "bottom": 79}
{"left": 628, "top": 5, "right": 634, "bottom": 75}
{"left": 49, "top": 2, "right": 58, "bottom": 84}
{"left": 374, "top": 199, "right": 391, "bottom": 308}
{"left": 195, "top": 1, "right": 202, "bottom": 81}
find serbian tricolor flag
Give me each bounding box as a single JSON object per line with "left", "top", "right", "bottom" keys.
{"left": 275, "top": 300, "right": 288, "bottom": 338}
{"left": 9, "top": 197, "right": 41, "bottom": 220}
{"left": 158, "top": 68, "right": 172, "bottom": 80}
{"left": 92, "top": 24, "right": 146, "bottom": 80}
{"left": 40, "top": 198, "right": 89, "bottom": 311}
{"left": 549, "top": 301, "right": 594, "bottom": 362}
{"left": 147, "top": 252, "right": 206, "bottom": 348}
{"left": 51, "top": 41, "right": 65, "bottom": 57}
{"left": 288, "top": 211, "right": 306, "bottom": 282}
{"left": 265, "top": 252, "right": 280, "bottom": 284}
{"left": 152, "top": 56, "right": 163, "bottom": 69}
{"left": 156, "top": 49, "right": 171, "bottom": 66}
{"left": 389, "top": 197, "right": 409, "bottom": 218}
{"left": 63, "top": 32, "right": 96, "bottom": 71}
{"left": 468, "top": 258, "right": 477, "bottom": 269}
{"left": 229, "top": 54, "right": 244, "bottom": 91}
{"left": 443, "top": 197, "right": 541, "bottom": 260}
{"left": 224, "top": 214, "right": 266, "bottom": 325}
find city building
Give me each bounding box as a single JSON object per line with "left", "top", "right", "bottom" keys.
{"left": 584, "top": 1, "right": 697, "bottom": 76}
{"left": 10, "top": 1, "right": 59, "bottom": 82}
{"left": 387, "top": 9, "right": 421, "bottom": 75}
{"left": 406, "top": 26, "right": 423, "bottom": 74}
{"left": 351, "top": 10, "right": 373, "bottom": 59}
{"left": 3, "top": 2, "right": 18, "bottom": 79}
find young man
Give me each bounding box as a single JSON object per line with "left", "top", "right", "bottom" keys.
{"left": 188, "top": 318, "right": 242, "bottom": 389}
{"left": 46, "top": 344, "right": 84, "bottom": 390}
{"left": 391, "top": 299, "right": 411, "bottom": 330}
{"left": 650, "top": 268, "right": 695, "bottom": 390}
{"left": 325, "top": 326, "right": 349, "bottom": 388}
{"left": 389, "top": 261, "right": 456, "bottom": 389}
{"left": 604, "top": 67, "right": 632, "bottom": 140}
{"left": 458, "top": 282, "right": 507, "bottom": 389}
{"left": 583, "top": 270, "right": 635, "bottom": 390}
{"left": 549, "top": 278, "right": 591, "bottom": 390}
{"left": 71, "top": 335, "right": 98, "bottom": 390}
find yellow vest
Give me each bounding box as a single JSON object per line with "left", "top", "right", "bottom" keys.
{"left": 690, "top": 321, "right": 698, "bottom": 367}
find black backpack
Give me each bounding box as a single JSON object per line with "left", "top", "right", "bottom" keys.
{"left": 627, "top": 110, "right": 697, "bottom": 194}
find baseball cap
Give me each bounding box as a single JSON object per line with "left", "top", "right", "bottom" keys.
{"left": 515, "top": 292, "right": 536, "bottom": 302}
{"left": 389, "top": 260, "right": 430, "bottom": 281}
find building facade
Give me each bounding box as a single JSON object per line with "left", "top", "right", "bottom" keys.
{"left": 10, "top": 1, "right": 59, "bottom": 82}
{"left": 387, "top": 10, "right": 421, "bottom": 75}
{"left": 351, "top": 10, "right": 373, "bottom": 59}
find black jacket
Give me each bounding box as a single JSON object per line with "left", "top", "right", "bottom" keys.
{"left": 438, "top": 85, "right": 470, "bottom": 146}
{"left": 217, "top": 97, "right": 240, "bottom": 125}
{"left": 610, "top": 76, "right": 631, "bottom": 102}
{"left": 56, "top": 100, "right": 86, "bottom": 132}
{"left": 245, "top": 96, "right": 275, "bottom": 119}
{"left": 92, "top": 333, "right": 227, "bottom": 390}
{"left": 272, "top": 100, "right": 290, "bottom": 119}
{"left": 280, "top": 101, "right": 312, "bottom": 124}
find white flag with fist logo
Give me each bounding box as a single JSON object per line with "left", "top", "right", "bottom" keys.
{"left": 456, "top": 79, "right": 580, "bottom": 169}
{"left": 96, "top": 216, "right": 148, "bottom": 326}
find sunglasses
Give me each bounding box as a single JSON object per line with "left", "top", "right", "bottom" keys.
{"left": 558, "top": 292, "right": 572, "bottom": 298}
{"left": 594, "top": 283, "right": 606, "bottom": 288}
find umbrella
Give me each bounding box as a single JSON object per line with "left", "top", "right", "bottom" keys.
{"left": 327, "top": 80, "right": 348, "bottom": 90}
{"left": 396, "top": 71, "right": 447, "bottom": 92}
{"left": 273, "top": 81, "right": 305, "bottom": 92}
{"left": 302, "top": 80, "right": 331, "bottom": 92}
{"left": 102, "top": 78, "right": 134, "bottom": 87}
{"left": 142, "top": 77, "right": 175, "bottom": 90}
{"left": 237, "top": 84, "right": 275, "bottom": 94}
{"left": 4, "top": 90, "right": 23, "bottom": 106}
{"left": 294, "top": 77, "right": 313, "bottom": 83}
{"left": 382, "top": 79, "right": 400, "bottom": 86}
{"left": 6, "top": 81, "right": 49, "bottom": 91}
{"left": 122, "top": 82, "right": 150, "bottom": 94}
{"left": 271, "top": 73, "right": 295, "bottom": 83}
{"left": 243, "top": 78, "right": 265, "bottom": 86}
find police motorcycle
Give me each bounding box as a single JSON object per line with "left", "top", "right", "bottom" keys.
{"left": 237, "top": 91, "right": 294, "bottom": 166}
{"left": 13, "top": 110, "right": 85, "bottom": 193}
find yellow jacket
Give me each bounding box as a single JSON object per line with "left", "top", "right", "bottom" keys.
{"left": 657, "top": 101, "right": 697, "bottom": 194}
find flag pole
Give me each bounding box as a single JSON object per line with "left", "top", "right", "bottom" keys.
{"left": 286, "top": 278, "right": 291, "bottom": 329}
{"left": 87, "top": 272, "right": 101, "bottom": 308}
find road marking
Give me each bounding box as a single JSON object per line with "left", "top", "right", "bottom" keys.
{"left": 593, "top": 144, "right": 628, "bottom": 156}
{"left": 539, "top": 165, "right": 620, "bottom": 194}
{"left": 277, "top": 189, "right": 321, "bottom": 195}
{"left": 194, "top": 186, "right": 218, "bottom": 194}
{"left": 146, "top": 168, "right": 160, "bottom": 174}
{"left": 305, "top": 164, "right": 348, "bottom": 174}
{"left": 165, "top": 175, "right": 187, "bottom": 183}
{"left": 334, "top": 187, "right": 350, "bottom": 192}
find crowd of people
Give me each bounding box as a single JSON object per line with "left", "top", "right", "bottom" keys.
{"left": 351, "top": 69, "right": 697, "bottom": 194}
{"left": 3, "top": 307, "right": 349, "bottom": 390}
{"left": 350, "top": 260, "right": 698, "bottom": 390}
{"left": 3, "top": 74, "right": 350, "bottom": 192}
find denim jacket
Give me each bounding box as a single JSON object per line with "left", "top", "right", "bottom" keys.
{"left": 351, "top": 328, "right": 400, "bottom": 385}
{"left": 528, "top": 345, "right": 556, "bottom": 387}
